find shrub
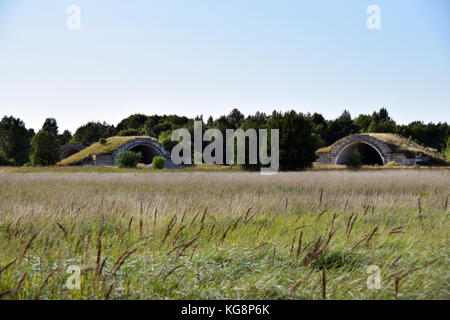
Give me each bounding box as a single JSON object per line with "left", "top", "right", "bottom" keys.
{"left": 152, "top": 156, "right": 166, "bottom": 169}
{"left": 345, "top": 149, "right": 363, "bottom": 169}
{"left": 30, "top": 130, "right": 60, "bottom": 166}
{"left": 117, "top": 151, "right": 142, "bottom": 168}
{"left": 99, "top": 138, "right": 107, "bottom": 145}
{"left": 0, "top": 150, "right": 15, "bottom": 166}
{"left": 384, "top": 161, "right": 400, "bottom": 168}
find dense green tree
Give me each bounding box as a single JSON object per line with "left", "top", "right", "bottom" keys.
{"left": 324, "top": 110, "right": 358, "bottom": 145}
{"left": 72, "top": 121, "right": 115, "bottom": 146}
{"left": 212, "top": 115, "right": 232, "bottom": 133}
{"left": 144, "top": 115, "right": 191, "bottom": 138}
{"left": 375, "top": 107, "right": 390, "bottom": 121}
{"left": 310, "top": 112, "right": 327, "bottom": 131}
{"left": 58, "top": 130, "right": 72, "bottom": 145}
{"left": 368, "top": 119, "right": 396, "bottom": 133}
{"left": 354, "top": 114, "right": 372, "bottom": 132}
{"left": 158, "top": 130, "right": 177, "bottom": 152}
{"left": 308, "top": 112, "right": 328, "bottom": 144}
{"left": 246, "top": 111, "right": 268, "bottom": 127}
{"left": 227, "top": 108, "right": 245, "bottom": 129}
{"left": 395, "top": 121, "right": 448, "bottom": 151}
{"left": 366, "top": 108, "right": 396, "bottom": 133}
{"left": 117, "top": 128, "right": 145, "bottom": 136}
{"left": 116, "top": 114, "right": 148, "bottom": 132}
{"left": 0, "top": 150, "right": 15, "bottom": 166}
{"left": 143, "top": 115, "right": 161, "bottom": 137}
{"left": 445, "top": 136, "right": 450, "bottom": 161}
{"left": 268, "top": 110, "right": 318, "bottom": 171}
{"left": 30, "top": 130, "right": 60, "bottom": 166}
{"left": 0, "top": 116, "right": 34, "bottom": 165}
{"left": 206, "top": 116, "right": 214, "bottom": 127}
{"left": 42, "top": 118, "right": 59, "bottom": 136}
{"left": 235, "top": 113, "right": 268, "bottom": 171}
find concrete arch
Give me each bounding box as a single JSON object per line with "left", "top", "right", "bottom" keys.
{"left": 319, "top": 134, "right": 396, "bottom": 165}
{"left": 112, "top": 138, "right": 173, "bottom": 166}
{"left": 60, "top": 143, "right": 86, "bottom": 160}
{"left": 334, "top": 141, "right": 385, "bottom": 165}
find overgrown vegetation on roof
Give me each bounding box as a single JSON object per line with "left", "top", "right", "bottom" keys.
{"left": 366, "top": 133, "right": 445, "bottom": 160}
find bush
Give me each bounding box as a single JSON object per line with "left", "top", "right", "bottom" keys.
{"left": 384, "top": 161, "right": 400, "bottom": 168}
{"left": 117, "top": 151, "right": 142, "bottom": 168}
{"left": 30, "top": 130, "right": 60, "bottom": 166}
{"left": 345, "top": 149, "right": 363, "bottom": 169}
{"left": 99, "top": 138, "right": 107, "bottom": 145}
{"left": 152, "top": 156, "right": 166, "bottom": 169}
{"left": 0, "top": 150, "right": 15, "bottom": 166}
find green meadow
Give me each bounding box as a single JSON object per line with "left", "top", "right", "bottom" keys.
{"left": 0, "top": 169, "right": 448, "bottom": 299}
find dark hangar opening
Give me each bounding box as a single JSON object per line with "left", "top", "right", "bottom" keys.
{"left": 337, "top": 142, "right": 384, "bottom": 165}
{"left": 129, "top": 145, "right": 160, "bottom": 164}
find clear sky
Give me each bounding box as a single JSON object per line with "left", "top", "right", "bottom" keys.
{"left": 0, "top": 0, "right": 449, "bottom": 132}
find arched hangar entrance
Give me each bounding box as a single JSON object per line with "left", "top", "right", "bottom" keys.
{"left": 128, "top": 144, "right": 162, "bottom": 164}
{"left": 335, "top": 141, "right": 384, "bottom": 165}
{"left": 112, "top": 137, "right": 172, "bottom": 166}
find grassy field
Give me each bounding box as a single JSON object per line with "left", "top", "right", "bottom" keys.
{"left": 0, "top": 169, "right": 448, "bottom": 299}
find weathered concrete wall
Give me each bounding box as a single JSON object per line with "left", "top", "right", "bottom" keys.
{"left": 390, "top": 152, "right": 429, "bottom": 166}
{"left": 316, "top": 152, "right": 332, "bottom": 164}
{"left": 92, "top": 154, "right": 114, "bottom": 166}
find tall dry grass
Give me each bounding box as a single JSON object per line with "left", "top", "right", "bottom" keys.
{"left": 0, "top": 169, "right": 448, "bottom": 299}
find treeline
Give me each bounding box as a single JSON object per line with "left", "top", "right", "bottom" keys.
{"left": 0, "top": 108, "right": 449, "bottom": 168}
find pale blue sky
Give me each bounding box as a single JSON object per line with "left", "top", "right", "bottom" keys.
{"left": 0, "top": 0, "right": 449, "bottom": 132}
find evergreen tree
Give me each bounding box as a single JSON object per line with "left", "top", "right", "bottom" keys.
{"left": 0, "top": 116, "right": 33, "bottom": 165}
{"left": 268, "top": 110, "right": 317, "bottom": 171}
{"left": 42, "top": 118, "right": 59, "bottom": 136}
{"left": 31, "top": 130, "right": 60, "bottom": 166}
